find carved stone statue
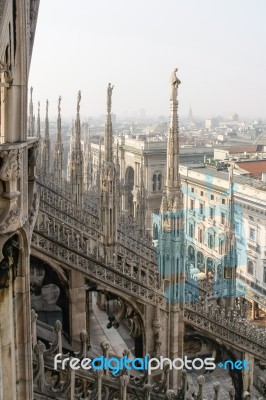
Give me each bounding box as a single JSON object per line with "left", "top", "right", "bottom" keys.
{"left": 46, "top": 99, "right": 49, "bottom": 112}
{"left": 107, "top": 83, "right": 114, "bottom": 113}
{"left": 77, "top": 90, "right": 81, "bottom": 113}
{"left": 58, "top": 96, "right": 62, "bottom": 114}
{"left": 170, "top": 68, "right": 181, "bottom": 101}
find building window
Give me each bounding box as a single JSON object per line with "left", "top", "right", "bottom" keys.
{"left": 152, "top": 172, "right": 162, "bottom": 192}
{"left": 198, "top": 228, "right": 203, "bottom": 243}
{"left": 191, "top": 187, "right": 194, "bottom": 193}
{"left": 222, "top": 198, "right": 226, "bottom": 204}
{"left": 190, "top": 199, "right": 194, "bottom": 211}
{"left": 219, "top": 238, "right": 224, "bottom": 254}
{"left": 210, "top": 207, "right": 214, "bottom": 219}
{"left": 249, "top": 228, "right": 255, "bottom": 241}
{"left": 221, "top": 212, "right": 225, "bottom": 225}
{"left": 234, "top": 222, "right": 239, "bottom": 234}
{"left": 247, "top": 260, "right": 254, "bottom": 276}
{"left": 200, "top": 191, "right": 204, "bottom": 196}
{"left": 152, "top": 174, "right": 157, "bottom": 191}
{"left": 199, "top": 203, "right": 204, "bottom": 215}
{"left": 189, "top": 223, "right": 194, "bottom": 238}
{"left": 158, "top": 174, "right": 162, "bottom": 190}
{"left": 208, "top": 233, "right": 214, "bottom": 249}
{"left": 211, "top": 194, "right": 214, "bottom": 200}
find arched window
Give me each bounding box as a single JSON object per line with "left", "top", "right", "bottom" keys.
{"left": 158, "top": 174, "right": 162, "bottom": 190}
{"left": 219, "top": 236, "right": 225, "bottom": 254}
{"left": 198, "top": 227, "right": 203, "bottom": 243}
{"left": 152, "top": 174, "right": 157, "bottom": 191}
{"left": 189, "top": 222, "right": 194, "bottom": 238}
{"left": 208, "top": 233, "right": 214, "bottom": 249}
{"left": 247, "top": 260, "right": 254, "bottom": 276}
{"left": 152, "top": 172, "right": 163, "bottom": 192}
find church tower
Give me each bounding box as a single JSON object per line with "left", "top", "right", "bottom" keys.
{"left": 101, "top": 83, "right": 117, "bottom": 247}
{"left": 54, "top": 96, "right": 63, "bottom": 186}
{"left": 158, "top": 68, "right": 184, "bottom": 390}
{"left": 42, "top": 100, "right": 50, "bottom": 174}
{"left": 68, "top": 91, "right": 83, "bottom": 206}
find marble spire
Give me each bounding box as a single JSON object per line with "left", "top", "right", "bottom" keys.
{"left": 28, "top": 86, "right": 35, "bottom": 136}
{"left": 101, "top": 83, "right": 117, "bottom": 247}
{"left": 157, "top": 69, "right": 184, "bottom": 391}
{"left": 161, "top": 68, "right": 182, "bottom": 212}
{"left": 68, "top": 91, "right": 83, "bottom": 206}
{"left": 83, "top": 122, "right": 92, "bottom": 191}
{"left": 105, "top": 83, "right": 114, "bottom": 164}
{"left": 54, "top": 96, "right": 63, "bottom": 186}
{"left": 42, "top": 99, "right": 51, "bottom": 174}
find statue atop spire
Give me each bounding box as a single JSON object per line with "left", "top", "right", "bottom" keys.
{"left": 58, "top": 95, "right": 62, "bottom": 115}
{"left": 46, "top": 99, "right": 49, "bottom": 114}
{"left": 107, "top": 83, "right": 114, "bottom": 113}
{"left": 170, "top": 68, "right": 181, "bottom": 101}
{"left": 77, "top": 90, "right": 81, "bottom": 114}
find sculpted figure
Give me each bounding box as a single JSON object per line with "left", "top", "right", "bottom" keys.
{"left": 77, "top": 90, "right": 81, "bottom": 113}
{"left": 170, "top": 68, "right": 181, "bottom": 101}
{"left": 58, "top": 96, "right": 62, "bottom": 114}
{"left": 107, "top": 83, "right": 114, "bottom": 112}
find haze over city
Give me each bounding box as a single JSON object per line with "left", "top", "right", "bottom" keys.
{"left": 29, "top": 0, "right": 266, "bottom": 120}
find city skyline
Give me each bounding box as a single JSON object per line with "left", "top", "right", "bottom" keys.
{"left": 30, "top": 0, "right": 266, "bottom": 119}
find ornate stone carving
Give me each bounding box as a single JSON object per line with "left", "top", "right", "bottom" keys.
{"left": 0, "top": 148, "right": 21, "bottom": 182}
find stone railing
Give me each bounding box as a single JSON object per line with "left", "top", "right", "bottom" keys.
{"left": 32, "top": 232, "right": 163, "bottom": 306}
{"left": 31, "top": 312, "right": 262, "bottom": 400}
{"left": 184, "top": 299, "right": 266, "bottom": 360}
{"left": 38, "top": 181, "right": 158, "bottom": 273}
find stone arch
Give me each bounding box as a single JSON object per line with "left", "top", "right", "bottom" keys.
{"left": 184, "top": 331, "right": 244, "bottom": 399}
{"left": 197, "top": 251, "right": 204, "bottom": 271}
{"left": 188, "top": 245, "right": 196, "bottom": 266}
{"left": 30, "top": 254, "right": 70, "bottom": 335}
{"left": 86, "top": 280, "right": 147, "bottom": 358}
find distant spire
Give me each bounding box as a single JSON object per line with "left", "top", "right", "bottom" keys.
{"left": 83, "top": 122, "right": 92, "bottom": 191}
{"left": 96, "top": 138, "right": 102, "bottom": 191}
{"left": 105, "top": 83, "right": 114, "bottom": 164}
{"left": 42, "top": 99, "right": 50, "bottom": 174}
{"left": 36, "top": 101, "right": 40, "bottom": 138}
{"left": 68, "top": 91, "right": 83, "bottom": 206}
{"left": 188, "top": 104, "right": 194, "bottom": 122}
{"left": 28, "top": 86, "right": 35, "bottom": 136}
{"left": 54, "top": 96, "right": 63, "bottom": 186}
{"left": 36, "top": 101, "right": 42, "bottom": 168}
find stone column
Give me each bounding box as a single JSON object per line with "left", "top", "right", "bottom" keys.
{"left": 69, "top": 271, "right": 86, "bottom": 349}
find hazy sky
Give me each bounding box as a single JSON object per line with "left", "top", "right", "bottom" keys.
{"left": 29, "top": 0, "right": 266, "bottom": 120}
